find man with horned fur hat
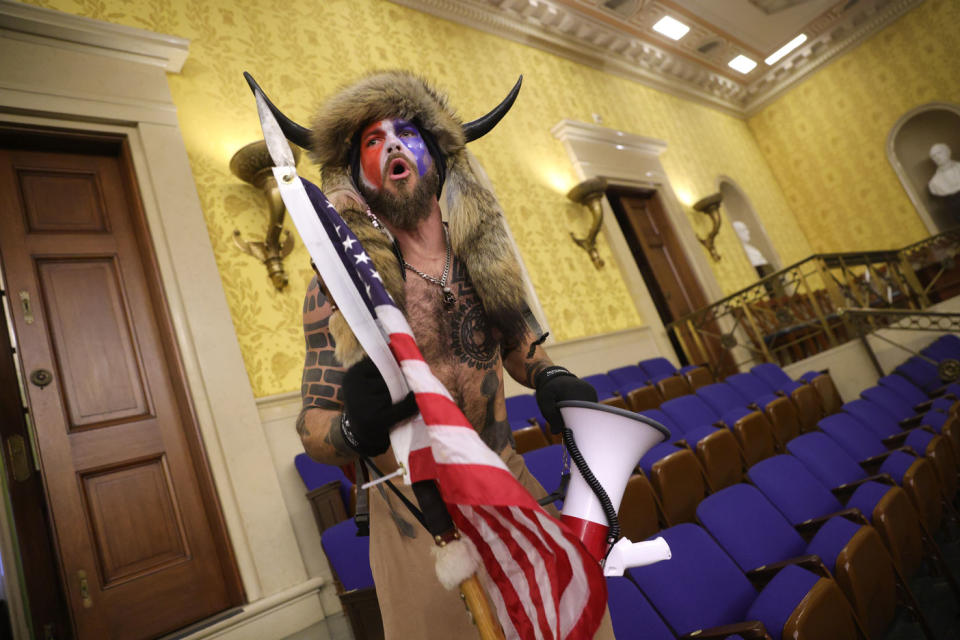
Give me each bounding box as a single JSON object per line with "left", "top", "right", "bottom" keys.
{"left": 272, "top": 70, "right": 613, "bottom": 638}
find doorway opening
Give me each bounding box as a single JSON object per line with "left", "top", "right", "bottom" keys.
{"left": 606, "top": 186, "right": 734, "bottom": 375}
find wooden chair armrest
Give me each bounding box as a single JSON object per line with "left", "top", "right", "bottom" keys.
{"left": 795, "top": 508, "right": 868, "bottom": 538}
{"left": 831, "top": 473, "right": 894, "bottom": 499}
{"left": 858, "top": 447, "right": 914, "bottom": 473}
{"left": 899, "top": 414, "right": 923, "bottom": 428}
{"left": 681, "top": 621, "right": 769, "bottom": 639}
{"left": 747, "top": 555, "right": 831, "bottom": 590}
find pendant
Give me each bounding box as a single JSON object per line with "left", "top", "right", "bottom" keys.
{"left": 442, "top": 287, "right": 456, "bottom": 307}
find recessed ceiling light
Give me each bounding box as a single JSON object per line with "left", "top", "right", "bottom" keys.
{"left": 728, "top": 54, "right": 757, "bottom": 74}
{"left": 764, "top": 34, "right": 808, "bottom": 65}
{"left": 652, "top": 16, "right": 690, "bottom": 41}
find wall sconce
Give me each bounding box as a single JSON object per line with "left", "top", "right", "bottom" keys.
{"left": 230, "top": 140, "right": 301, "bottom": 291}
{"left": 567, "top": 176, "right": 608, "bottom": 269}
{"left": 693, "top": 192, "right": 723, "bottom": 262}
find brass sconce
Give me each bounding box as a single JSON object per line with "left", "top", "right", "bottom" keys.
{"left": 693, "top": 192, "right": 723, "bottom": 262}
{"left": 230, "top": 140, "right": 301, "bottom": 290}
{"left": 567, "top": 177, "right": 608, "bottom": 269}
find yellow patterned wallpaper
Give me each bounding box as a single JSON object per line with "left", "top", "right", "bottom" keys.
{"left": 23, "top": 0, "right": 807, "bottom": 396}
{"left": 749, "top": 0, "right": 960, "bottom": 253}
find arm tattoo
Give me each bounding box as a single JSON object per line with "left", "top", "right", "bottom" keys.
{"left": 322, "top": 414, "right": 355, "bottom": 458}
{"left": 523, "top": 358, "right": 552, "bottom": 387}
{"left": 298, "top": 276, "right": 356, "bottom": 463}
{"left": 479, "top": 370, "right": 512, "bottom": 453}
{"left": 301, "top": 276, "right": 345, "bottom": 413}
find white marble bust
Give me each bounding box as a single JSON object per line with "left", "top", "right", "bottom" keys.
{"left": 733, "top": 221, "right": 769, "bottom": 267}
{"left": 928, "top": 143, "right": 960, "bottom": 197}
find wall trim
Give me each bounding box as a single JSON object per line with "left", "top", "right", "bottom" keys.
{"left": 0, "top": 0, "right": 188, "bottom": 71}
{"left": 551, "top": 118, "right": 724, "bottom": 363}
{"left": 390, "top": 0, "right": 923, "bottom": 119}
{"left": 173, "top": 578, "right": 326, "bottom": 640}
{"left": 0, "top": 4, "right": 322, "bottom": 637}
{"left": 254, "top": 326, "right": 669, "bottom": 402}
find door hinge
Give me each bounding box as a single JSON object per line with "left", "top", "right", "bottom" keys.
{"left": 5, "top": 435, "right": 30, "bottom": 482}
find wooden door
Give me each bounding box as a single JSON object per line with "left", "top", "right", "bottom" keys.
{"left": 0, "top": 128, "right": 242, "bottom": 639}
{"left": 608, "top": 189, "right": 735, "bottom": 375}
{"left": 0, "top": 278, "right": 72, "bottom": 639}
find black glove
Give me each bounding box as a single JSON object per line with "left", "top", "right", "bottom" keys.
{"left": 341, "top": 358, "right": 418, "bottom": 457}
{"left": 535, "top": 366, "right": 598, "bottom": 433}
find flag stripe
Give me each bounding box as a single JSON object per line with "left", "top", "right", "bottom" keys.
{"left": 285, "top": 174, "right": 605, "bottom": 640}
{"left": 480, "top": 506, "right": 555, "bottom": 640}
{"left": 455, "top": 507, "right": 537, "bottom": 640}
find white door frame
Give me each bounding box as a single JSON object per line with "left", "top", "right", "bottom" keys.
{"left": 0, "top": 2, "right": 323, "bottom": 637}
{"left": 551, "top": 119, "right": 724, "bottom": 363}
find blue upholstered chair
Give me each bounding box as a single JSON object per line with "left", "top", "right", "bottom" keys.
{"left": 696, "top": 484, "right": 902, "bottom": 640}
{"left": 628, "top": 523, "right": 861, "bottom": 640}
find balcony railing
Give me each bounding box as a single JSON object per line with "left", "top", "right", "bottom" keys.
{"left": 666, "top": 228, "right": 960, "bottom": 377}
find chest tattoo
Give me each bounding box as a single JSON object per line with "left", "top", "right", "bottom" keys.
{"left": 448, "top": 260, "right": 498, "bottom": 370}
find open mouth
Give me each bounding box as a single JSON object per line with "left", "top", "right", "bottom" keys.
{"left": 387, "top": 157, "right": 411, "bottom": 181}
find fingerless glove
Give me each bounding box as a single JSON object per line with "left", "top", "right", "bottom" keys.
{"left": 534, "top": 366, "right": 598, "bottom": 433}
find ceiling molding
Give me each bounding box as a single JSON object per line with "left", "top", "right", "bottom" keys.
{"left": 742, "top": 0, "right": 923, "bottom": 116}
{"left": 0, "top": 0, "right": 189, "bottom": 72}
{"left": 391, "top": 0, "right": 924, "bottom": 118}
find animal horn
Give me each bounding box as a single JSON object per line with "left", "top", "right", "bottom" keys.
{"left": 463, "top": 76, "right": 522, "bottom": 142}
{"left": 243, "top": 72, "right": 314, "bottom": 150}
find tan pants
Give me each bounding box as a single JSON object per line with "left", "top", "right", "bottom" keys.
{"left": 368, "top": 446, "right": 614, "bottom": 639}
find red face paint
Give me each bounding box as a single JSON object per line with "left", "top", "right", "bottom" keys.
{"left": 358, "top": 119, "right": 432, "bottom": 193}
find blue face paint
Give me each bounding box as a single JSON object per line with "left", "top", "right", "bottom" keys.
{"left": 359, "top": 119, "right": 433, "bottom": 192}
{"left": 392, "top": 119, "right": 431, "bottom": 177}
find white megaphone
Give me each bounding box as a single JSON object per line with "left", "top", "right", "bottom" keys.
{"left": 556, "top": 400, "right": 673, "bottom": 577}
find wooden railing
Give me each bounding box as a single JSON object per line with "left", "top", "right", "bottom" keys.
{"left": 666, "top": 228, "right": 960, "bottom": 376}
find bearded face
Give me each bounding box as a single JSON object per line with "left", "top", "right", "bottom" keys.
{"left": 357, "top": 118, "right": 438, "bottom": 231}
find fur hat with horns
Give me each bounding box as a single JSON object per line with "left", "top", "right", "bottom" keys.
{"left": 246, "top": 71, "right": 529, "bottom": 366}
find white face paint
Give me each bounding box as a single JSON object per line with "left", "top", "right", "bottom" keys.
{"left": 358, "top": 118, "right": 432, "bottom": 194}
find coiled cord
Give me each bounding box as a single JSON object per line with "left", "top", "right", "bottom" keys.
{"left": 561, "top": 427, "right": 620, "bottom": 551}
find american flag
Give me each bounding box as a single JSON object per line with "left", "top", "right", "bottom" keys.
{"left": 293, "top": 177, "right": 607, "bottom": 639}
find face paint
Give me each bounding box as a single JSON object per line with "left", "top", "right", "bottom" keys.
{"left": 359, "top": 119, "right": 432, "bottom": 192}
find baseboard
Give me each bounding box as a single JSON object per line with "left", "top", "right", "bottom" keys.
{"left": 169, "top": 578, "right": 329, "bottom": 640}
{"left": 254, "top": 326, "right": 666, "bottom": 402}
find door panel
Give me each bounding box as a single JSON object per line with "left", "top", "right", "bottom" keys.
{"left": 609, "top": 189, "right": 736, "bottom": 375}
{"left": 38, "top": 258, "right": 151, "bottom": 430}
{"left": 17, "top": 166, "right": 111, "bottom": 233}
{"left": 0, "top": 135, "right": 239, "bottom": 639}
{"left": 82, "top": 456, "right": 188, "bottom": 586}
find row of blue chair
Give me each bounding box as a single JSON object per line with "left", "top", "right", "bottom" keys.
{"left": 506, "top": 357, "right": 716, "bottom": 453}
{"left": 894, "top": 334, "right": 960, "bottom": 396}
{"left": 604, "top": 430, "right": 956, "bottom": 639}
{"left": 634, "top": 363, "right": 833, "bottom": 525}
{"left": 603, "top": 348, "right": 960, "bottom": 640}
{"left": 300, "top": 337, "right": 959, "bottom": 638}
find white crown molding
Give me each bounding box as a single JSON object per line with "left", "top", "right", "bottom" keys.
{"left": 391, "top": 0, "right": 924, "bottom": 118}
{"left": 743, "top": 0, "right": 924, "bottom": 116}
{"left": 389, "top": 0, "right": 747, "bottom": 117}
{"left": 0, "top": 0, "right": 189, "bottom": 72}
{"left": 551, "top": 118, "right": 667, "bottom": 155}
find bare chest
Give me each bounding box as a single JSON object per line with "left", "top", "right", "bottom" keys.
{"left": 403, "top": 258, "right": 510, "bottom": 451}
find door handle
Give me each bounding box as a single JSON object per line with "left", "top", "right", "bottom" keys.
{"left": 29, "top": 368, "right": 53, "bottom": 389}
